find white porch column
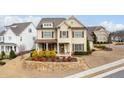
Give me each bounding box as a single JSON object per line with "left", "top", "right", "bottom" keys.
{"left": 46, "top": 43, "right": 48, "bottom": 50}
{"left": 36, "top": 43, "right": 39, "bottom": 51}
{"left": 69, "top": 43, "right": 72, "bottom": 56}
{"left": 57, "top": 43, "right": 59, "bottom": 54}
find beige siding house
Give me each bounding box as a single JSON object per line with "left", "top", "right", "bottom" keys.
{"left": 36, "top": 16, "right": 87, "bottom": 56}
{"left": 87, "top": 26, "right": 110, "bottom": 43}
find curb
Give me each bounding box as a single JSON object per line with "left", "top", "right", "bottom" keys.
{"left": 65, "top": 58, "right": 124, "bottom": 78}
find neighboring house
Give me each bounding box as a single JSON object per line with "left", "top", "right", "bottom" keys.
{"left": 87, "top": 26, "right": 110, "bottom": 43}
{"left": 111, "top": 31, "right": 124, "bottom": 42}
{"left": 0, "top": 22, "right": 36, "bottom": 54}
{"left": 87, "top": 29, "right": 94, "bottom": 50}
{"left": 36, "top": 16, "right": 88, "bottom": 56}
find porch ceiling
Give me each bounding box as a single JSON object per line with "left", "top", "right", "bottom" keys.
{"left": 35, "top": 39, "right": 57, "bottom": 43}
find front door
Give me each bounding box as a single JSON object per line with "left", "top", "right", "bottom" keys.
{"left": 59, "top": 44, "right": 64, "bottom": 54}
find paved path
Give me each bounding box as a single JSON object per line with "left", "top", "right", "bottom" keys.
{"left": 65, "top": 58, "right": 124, "bottom": 78}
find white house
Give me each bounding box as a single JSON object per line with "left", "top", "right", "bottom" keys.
{"left": 36, "top": 16, "right": 88, "bottom": 56}
{"left": 0, "top": 22, "right": 36, "bottom": 54}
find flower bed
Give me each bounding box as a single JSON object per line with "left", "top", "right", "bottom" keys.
{"left": 28, "top": 56, "right": 77, "bottom": 62}
{"left": 30, "top": 50, "right": 77, "bottom": 62}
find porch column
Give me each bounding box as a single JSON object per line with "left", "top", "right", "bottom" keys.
{"left": 36, "top": 43, "right": 39, "bottom": 51}
{"left": 57, "top": 43, "right": 59, "bottom": 54}
{"left": 46, "top": 43, "right": 48, "bottom": 50}
{"left": 69, "top": 43, "right": 72, "bottom": 56}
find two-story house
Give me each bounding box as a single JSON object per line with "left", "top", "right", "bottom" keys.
{"left": 0, "top": 22, "right": 36, "bottom": 54}
{"left": 87, "top": 26, "right": 110, "bottom": 43}
{"left": 36, "top": 16, "right": 87, "bottom": 56}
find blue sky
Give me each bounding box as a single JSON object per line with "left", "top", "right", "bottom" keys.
{"left": 0, "top": 15, "right": 124, "bottom": 32}
{"left": 20, "top": 15, "right": 124, "bottom": 25}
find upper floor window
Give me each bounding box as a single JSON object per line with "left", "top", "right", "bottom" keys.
{"left": 60, "top": 31, "right": 68, "bottom": 38}
{"left": 8, "top": 36, "right": 12, "bottom": 41}
{"left": 0, "top": 36, "right": 3, "bottom": 42}
{"left": 73, "top": 31, "right": 84, "bottom": 38}
{"left": 42, "top": 31, "right": 54, "bottom": 38}
{"left": 42, "top": 23, "right": 53, "bottom": 28}
{"left": 20, "top": 37, "right": 22, "bottom": 41}
{"left": 28, "top": 28, "right": 32, "bottom": 33}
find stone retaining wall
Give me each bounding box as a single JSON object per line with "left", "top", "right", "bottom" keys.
{"left": 23, "top": 60, "right": 88, "bottom": 72}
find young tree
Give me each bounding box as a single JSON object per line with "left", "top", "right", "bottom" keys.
{"left": 92, "top": 32, "right": 97, "bottom": 44}
{"left": 9, "top": 50, "right": 16, "bottom": 59}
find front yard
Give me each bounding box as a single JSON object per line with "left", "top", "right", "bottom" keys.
{"left": 0, "top": 44, "right": 124, "bottom": 77}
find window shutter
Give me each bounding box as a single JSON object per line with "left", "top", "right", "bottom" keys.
{"left": 67, "top": 31, "right": 68, "bottom": 38}
{"left": 42, "top": 31, "right": 43, "bottom": 38}
{"left": 72, "top": 32, "right": 74, "bottom": 38}
{"left": 60, "top": 31, "right": 62, "bottom": 38}
{"left": 82, "top": 31, "right": 84, "bottom": 37}
{"left": 52, "top": 32, "right": 54, "bottom": 38}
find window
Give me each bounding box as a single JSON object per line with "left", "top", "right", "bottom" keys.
{"left": 0, "top": 36, "right": 3, "bottom": 41}
{"left": 72, "top": 44, "right": 84, "bottom": 52}
{"left": 43, "top": 23, "right": 53, "bottom": 28}
{"left": 33, "top": 37, "right": 35, "bottom": 40}
{"left": 29, "top": 28, "right": 32, "bottom": 33}
{"left": 20, "top": 37, "right": 22, "bottom": 41}
{"left": 8, "top": 36, "right": 12, "bottom": 40}
{"left": 73, "top": 31, "right": 84, "bottom": 38}
{"left": 42, "top": 31, "right": 53, "bottom": 38}
{"left": 60, "top": 31, "right": 68, "bottom": 38}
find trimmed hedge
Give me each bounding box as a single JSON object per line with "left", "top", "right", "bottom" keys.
{"left": 74, "top": 51, "right": 92, "bottom": 55}
{"left": 0, "top": 61, "right": 6, "bottom": 65}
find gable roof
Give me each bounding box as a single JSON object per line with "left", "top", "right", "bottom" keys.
{"left": 87, "top": 26, "right": 105, "bottom": 32}
{"left": 68, "top": 16, "right": 86, "bottom": 28}
{"left": 37, "top": 18, "right": 66, "bottom": 29}
{"left": 6, "top": 22, "right": 32, "bottom": 35}
{"left": 0, "top": 30, "right": 6, "bottom": 36}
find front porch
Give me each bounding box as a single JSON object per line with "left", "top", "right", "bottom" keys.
{"left": 35, "top": 40, "right": 72, "bottom": 56}
{"left": 0, "top": 43, "right": 17, "bottom": 54}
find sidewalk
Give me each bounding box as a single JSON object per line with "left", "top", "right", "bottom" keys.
{"left": 65, "top": 58, "right": 124, "bottom": 78}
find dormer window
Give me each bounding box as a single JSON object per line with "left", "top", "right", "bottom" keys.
{"left": 28, "top": 28, "right": 32, "bottom": 33}
{"left": 42, "top": 23, "right": 53, "bottom": 28}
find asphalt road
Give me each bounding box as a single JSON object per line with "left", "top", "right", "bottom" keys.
{"left": 104, "top": 70, "right": 124, "bottom": 78}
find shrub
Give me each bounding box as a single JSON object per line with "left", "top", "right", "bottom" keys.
{"left": 74, "top": 51, "right": 91, "bottom": 55}
{"left": 50, "top": 50, "right": 56, "bottom": 57}
{"left": 9, "top": 50, "right": 16, "bottom": 59}
{"left": 95, "top": 45, "right": 106, "bottom": 49}
{"left": 32, "top": 50, "right": 38, "bottom": 58}
{"left": 45, "top": 50, "right": 51, "bottom": 57}
{"left": 1, "top": 51, "right": 5, "bottom": 59}
{"left": 39, "top": 50, "right": 44, "bottom": 57}
{"left": 0, "top": 61, "right": 6, "bottom": 65}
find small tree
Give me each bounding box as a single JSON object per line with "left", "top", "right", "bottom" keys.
{"left": 9, "top": 50, "right": 16, "bottom": 59}
{"left": 1, "top": 51, "right": 5, "bottom": 59}
{"left": 92, "top": 32, "right": 97, "bottom": 44}
{"left": 50, "top": 50, "right": 56, "bottom": 57}
{"left": 32, "top": 50, "right": 38, "bottom": 58}
{"left": 39, "top": 50, "right": 44, "bottom": 57}
{"left": 87, "top": 40, "right": 90, "bottom": 52}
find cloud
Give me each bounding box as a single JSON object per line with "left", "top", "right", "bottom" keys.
{"left": 100, "top": 21, "right": 124, "bottom": 32}
{"left": 0, "top": 15, "right": 41, "bottom": 31}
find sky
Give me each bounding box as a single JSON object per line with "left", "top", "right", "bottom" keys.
{"left": 0, "top": 15, "right": 124, "bottom": 32}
